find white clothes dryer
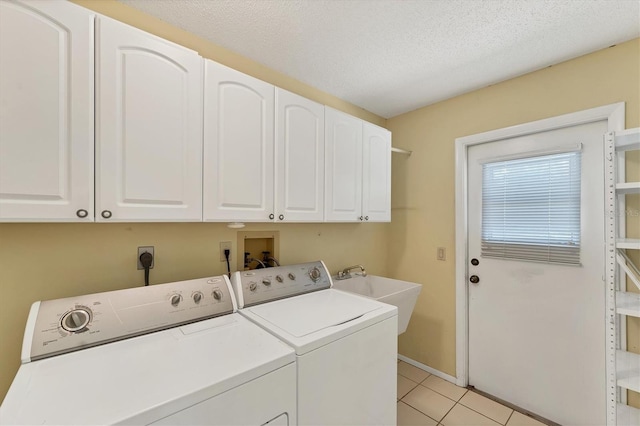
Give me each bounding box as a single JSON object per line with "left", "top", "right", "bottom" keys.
{"left": 0, "top": 275, "right": 296, "bottom": 425}
{"left": 232, "top": 261, "right": 398, "bottom": 426}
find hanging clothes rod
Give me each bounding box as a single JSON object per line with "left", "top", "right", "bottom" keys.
{"left": 391, "top": 147, "right": 412, "bottom": 156}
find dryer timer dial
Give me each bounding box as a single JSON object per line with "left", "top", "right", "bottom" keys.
{"left": 309, "top": 267, "right": 321, "bottom": 282}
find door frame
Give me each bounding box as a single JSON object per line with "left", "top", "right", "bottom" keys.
{"left": 454, "top": 102, "right": 625, "bottom": 387}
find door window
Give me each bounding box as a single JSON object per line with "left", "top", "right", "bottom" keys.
{"left": 481, "top": 151, "right": 582, "bottom": 265}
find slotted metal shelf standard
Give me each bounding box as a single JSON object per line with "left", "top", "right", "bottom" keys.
{"left": 605, "top": 127, "right": 640, "bottom": 425}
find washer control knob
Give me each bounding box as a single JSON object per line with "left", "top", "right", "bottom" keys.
{"left": 288, "top": 273, "right": 296, "bottom": 280}
{"left": 276, "top": 275, "right": 284, "bottom": 283}
{"left": 262, "top": 278, "right": 271, "bottom": 286}
{"left": 309, "top": 267, "right": 321, "bottom": 282}
{"left": 212, "top": 290, "right": 223, "bottom": 300}
{"left": 193, "top": 292, "right": 203, "bottom": 304}
{"left": 170, "top": 294, "right": 182, "bottom": 307}
{"left": 61, "top": 308, "right": 90, "bottom": 332}
{"left": 249, "top": 282, "right": 258, "bottom": 291}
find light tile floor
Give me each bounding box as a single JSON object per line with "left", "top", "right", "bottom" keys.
{"left": 397, "top": 361, "right": 547, "bottom": 426}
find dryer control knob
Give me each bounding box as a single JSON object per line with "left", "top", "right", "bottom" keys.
{"left": 170, "top": 294, "right": 182, "bottom": 307}
{"left": 193, "top": 292, "right": 203, "bottom": 304}
{"left": 249, "top": 282, "right": 258, "bottom": 291}
{"left": 288, "top": 273, "right": 296, "bottom": 280}
{"left": 309, "top": 267, "right": 321, "bottom": 282}
{"left": 212, "top": 290, "right": 223, "bottom": 300}
{"left": 61, "top": 308, "right": 90, "bottom": 332}
{"left": 276, "top": 275, "right": 284, "bottom": 283}
{"left": 262, "top": 278, "right": 271, "bottom": 286}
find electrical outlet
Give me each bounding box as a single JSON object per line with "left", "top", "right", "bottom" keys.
{"left": 437, "top": 247, "right": 446, "bottom": 261}
{"left": 137, "top": 246, "right": 154, "bottom": 270}
{"left": 220, "top": 241, "right": 232, "bottom": 262}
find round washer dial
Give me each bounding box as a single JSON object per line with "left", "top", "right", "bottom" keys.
{"left": 61, "top": 308, "right": 91, "bottom": 332}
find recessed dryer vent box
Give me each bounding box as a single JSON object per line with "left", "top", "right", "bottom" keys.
{"left": 237, "top": 231, "right": 280, "bottom": 270}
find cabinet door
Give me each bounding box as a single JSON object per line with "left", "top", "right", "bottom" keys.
{"left": 96, "top": 16, "right": 203, "bottom": 222}
{"left": 0, "top": 0, "right": 94, "bottom": 222}
{"left": 324, "top": 107, "right": 362, "bottom": 222}
{"left": 203, "top": 60, "right": 274, "bottom": 222}
{"left": 275, "top": 89, "right": 324, "bottom": 222}
{"left": 362, "top": 122, "right": 391, "bottom": 222}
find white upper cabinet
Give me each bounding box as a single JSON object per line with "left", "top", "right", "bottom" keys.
{"left": 275, "top": 89, "right": 325, "bottom": 222}
{"left": 324, "top": 107, "right": 363, "bottom": 222}
{"left": 95, "top": 16, "right": 203, "bottom": 222}
{"left": 362, "top": 122, "right": 391, "bottom": 222}
{"left": 0, "top": 0, "right": 94, "bottom": 222}
{"left": 325, "top": 108, "right": 391, "bottom": 222}
{"left": 203, "top": 60, "right": 275, "bottom": 222}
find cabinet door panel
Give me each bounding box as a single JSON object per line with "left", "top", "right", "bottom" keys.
{"left": 0, "top": 0, "right": 94, "bottom": 221}
{"left": 204, "top": 61, "right": 274, "bottom": 221}
{"left": 96, "top": 17, "right": 203, "bottom": 221}
{"left": 362, "top": 123, "right": 391, "bottom": 222}
{"left": 275, "top": 89, "right": 324, "bottom": 222}
{"left": 324, "top": 108, "right": 362, "bottom": 222}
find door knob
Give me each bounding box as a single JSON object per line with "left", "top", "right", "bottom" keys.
{"left": 269, "top": 213, "right": 274, "bottom": 220}
{"left": 469, "top": 275, "right": 480, "bottom": 284}
{"left": 471, "top": 258, "right": 479, "bottom": 266}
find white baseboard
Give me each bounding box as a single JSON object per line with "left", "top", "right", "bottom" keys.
{"left": 397, "top": 354, "right": 458, "bottom": 385}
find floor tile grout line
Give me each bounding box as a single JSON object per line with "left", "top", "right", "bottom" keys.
{"left": 397, "top": 398, "right": 442, "bottom": 424}
{"left": 401, "top": 389, "right": 511, "bottom": 426}
{"left": 403, "top": 378, "right": 468, "bottom": 404}
{"left": 398, "top": 381, "right": 419, "bottom": 399}
{"left": 504, "top": 408, "right": 515, "bottom": 425}
{"left": 457, "top": 397, "right": 513, "bottom": 425}
{"left": 397, "top": 400, "right": 440, "bottom": 425}
{"left": 437, "top": 398, "right": 459, "bottom": 425}
{"left": 397, "top": 371, "right": 429, "bottom": 384}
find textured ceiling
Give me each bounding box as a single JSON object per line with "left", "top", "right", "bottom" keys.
{"left": 121, "top": 0, "right": 640, "bottom": 118}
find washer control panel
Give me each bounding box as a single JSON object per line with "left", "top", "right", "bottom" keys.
{"left": 27, "top": 276, "right": 234, "bottom": 361}
{"left": 232, "top": 261, "right": 332, "bottom": 307}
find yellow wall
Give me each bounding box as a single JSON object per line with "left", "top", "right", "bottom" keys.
{"left": 0, "top": 0, "right": 389, "bottom": 401}
{"left": 387, "top": 38, "right": 640, "bottom": 405}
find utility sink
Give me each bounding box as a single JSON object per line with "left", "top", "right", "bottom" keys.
{"left": 333, "top": 275, "right": 421, "bottom": 335}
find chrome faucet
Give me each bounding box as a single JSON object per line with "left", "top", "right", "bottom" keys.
{"left": 337, "top": 265, "right": 367, "bottom": 280}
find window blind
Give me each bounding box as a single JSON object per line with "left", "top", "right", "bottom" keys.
{"left": 481, "top": 151, "right": 581, "bottom": 265}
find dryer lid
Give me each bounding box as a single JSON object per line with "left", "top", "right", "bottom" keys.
{"left": 247, "top": 289, "right": 383, "bottom": 337}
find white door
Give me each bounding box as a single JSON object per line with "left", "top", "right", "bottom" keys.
{"left": 467, "top": 120, "right": 607, "bottom": 425}
{"left": 203, "top": 60, "right": 274, "bottom": 222}
{"left": 362, "top": 122, "right": 391, "bottom": 222}
{"left": 275, "top": 88, "right": 324, "bottom": 222}
{"left": 0, "top": 0, "right": 94, "bottom": 222}
{"left": 96, "top": 16, "right": 203, "bottom": 222}
{"left": 324, "top": 107, "right": 363, "bottom": 222}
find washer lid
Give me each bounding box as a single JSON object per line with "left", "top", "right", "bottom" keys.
{"left": 248, "top": 289, "right": 384, "bottom": 337}
{"left": 0, "top": 314, "right": 295, "bottom": 425}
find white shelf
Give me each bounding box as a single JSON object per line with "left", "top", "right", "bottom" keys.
{"left": 616, "top": 182, "right": 640, "bottom": 194}
{"left": 617, "top": 239, "right": 640, "bottom": 250}
{"left": 618, "top": 251, "right": 640, "bottom": 291}
{"left": 616, "top": 350, "right": 640, "bottom": 393}
{"left": 617, "top": 403, "right": 640, "bottom": 426}
{"left": 615, "top": 128, "right": 640, "bottom": 152}
{"left": 616, "top": 291, "right": 640, "bottom": 317}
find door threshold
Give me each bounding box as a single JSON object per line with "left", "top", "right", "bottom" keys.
{"left": 467, "top": 386, "right": 560, "bottom": 426}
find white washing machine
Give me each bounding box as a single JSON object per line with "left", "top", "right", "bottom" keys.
{"left": 232, "top": 261, "right": 398, "bottom": 426}
{"left": 0, "top": 275, "right": 296, "bottom": 425}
